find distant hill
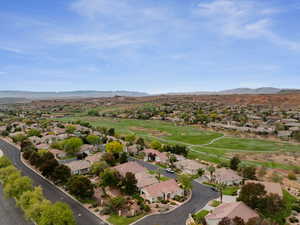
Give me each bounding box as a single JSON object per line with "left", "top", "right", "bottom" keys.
{"left": 167, "top": 87, "right": 286, "bottom": 95}
{"left": 0, "top": 97, "right": 30, "bottom": 104}
{"left": 0, "top": 90, "right": 149, "bottom": 100}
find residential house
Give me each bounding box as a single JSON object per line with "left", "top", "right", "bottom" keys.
{"left": 141, "top": 149, "right": 168, "bottom": 163}
{"left": 85, "top": 152, "right": 103, "bottom": 164}
{"left": 113, "top": 161, "right": 147, "bottom": 177}
{"left": 245, "top": 180, "right": 283, "bottom": 197}
{"left": 135, "top": 172, "right": 159, "bottom": 189}
{"left": 65, "top": 160, "right": 91, "bottom": 175}
{"left": 205, "top": 202, "right": 259, "bottom": 225}
{"left": 80, "top": 144, "right": 96, "bottom": 155}
{"left": 48, "top": 149, "right": 66, "bottom": 159}
{"left": 141, "top": 179, "right": 184, "bottom": 203}
{"left": 213, "top": 168, "right": 243, "bottom": 185}
{"left": 174, "top": 159, "right": 206, "bottom": 175}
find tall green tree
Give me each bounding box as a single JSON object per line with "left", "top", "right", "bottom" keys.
{"left": 63, "top": 137, "right": 83, "bottom": 155}
{"left": 230, "top": 156, "right": 241, "bottom": 171}
{"left": 67, "top": 175, "right": 94, "bottom": 199}
{"left": 39, "top": 202, "right": 76, "bottom": 225}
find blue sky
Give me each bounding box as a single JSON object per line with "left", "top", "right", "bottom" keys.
{"left": 1, "top": 0, "right": 300, "bottom": 94}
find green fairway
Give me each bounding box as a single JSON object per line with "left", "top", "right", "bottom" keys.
{"left": 57, "top": 116, "right": 300, "bottom": 169}
{"left": 58, "top": 116, "right": 222, "bottom": 145}
{"left": 209, "top": 137, "right": 300, "bottom": 152}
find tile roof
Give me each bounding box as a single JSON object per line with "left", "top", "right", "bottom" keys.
{"left": 245, "top": 180, "right": 283, "bottom": 197}
{"left": 206, "top": 202, "right": 259, "bottom": 222}
{"left": 142, "top": 179, "right": 182, "bottom": 198}
{"left": 113, "top": 161, "right": 147, "bottom": 177}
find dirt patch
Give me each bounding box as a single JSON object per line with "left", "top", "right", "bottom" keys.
{"left": 233, "top": 152, "right": 300, "bottom": 168}
{"left": 129, "top": 127, "right": 170, "bottom": 137}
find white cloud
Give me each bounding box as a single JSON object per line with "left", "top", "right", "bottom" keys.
{"left": 196, "top": 0, "right": 300, "bottom": 51}
{"left": 47, "top": 32, "right": 147, "bottom": 49}
{"left": 0, "top": 46, "right": 23, "bottom": 54}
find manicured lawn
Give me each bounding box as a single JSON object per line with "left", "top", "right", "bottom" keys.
{"left": 210, "top": 200, "right": 221, "bottom": 207}
{"left": 222, "top": 186, "right": 239, "bottom": 196}
{"left": 209, "top": 137, "right": 300, "bottom": 152}
{"left": 193, "top": 210, "right": 209, "bottom": 222}
{"left": 107, "top": 214, "right": 145, "bottom": 225}
{"left": 57, "top": 116, "right": 222, "bottom": 145}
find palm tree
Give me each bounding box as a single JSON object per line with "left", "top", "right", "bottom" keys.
{"left": 207, "top": 166, "right": 215, "bottom": 182}
{"left": 216, "top": 182, "right": 226, "bottom": 203}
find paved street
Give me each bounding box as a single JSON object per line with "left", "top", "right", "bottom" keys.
{"left": 133, "top": 158, "right": 219, "bottom": 225}
{"left": 0, "top": 139, "right": 107, "bottom": 225}
{"left": 0, "top": 186, "right": 34, "bottom": 225}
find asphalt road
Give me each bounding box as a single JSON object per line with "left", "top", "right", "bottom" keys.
{"left": 0, "top": 139, "right": 107, "bottom": 225}
{"left": 133, "top": 158, "right": 219, "bottom": 225}
{"left": 0, "top": 186, "right": 34, "bottom": 225}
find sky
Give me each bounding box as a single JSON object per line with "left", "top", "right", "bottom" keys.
{"left": 0, "top": 0, "right": 300, "bottom": 94}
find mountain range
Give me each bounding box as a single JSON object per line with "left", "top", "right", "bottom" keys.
{"left": 0, "top": 88, "right": 298, "bottom": 104}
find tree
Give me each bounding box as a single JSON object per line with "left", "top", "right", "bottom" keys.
{"left": 288, "top": 172, "right": 296, "bottom": 180}
{"left": 230, "top": 156, "right": 241, "bottom": 171}
{"left": 136, "top": 137, "right": 145, "bottom": 147}
{"left": 106, "top": 196, "right": 126, "bottom": 214}
{"left": 39, "top": 202, "right": 76, "bottom": 225}
{"left": 150, "top": 140, "right": 161, "bottom": 150}
{"left": 87, "top": 109, "right": 99, "bottom": 117}
{"left": 90, "top": 161, "right": 108, "bottom": 176}
{"left": 260, "top": 193, "right": 285, "bottom": 219}
{"left": 0, "top": 165, "right": 20, "bottom": 183}
{"left": 65, "top": 125, "right": 76, "bottom": 134}
{"left": 207, "top": 166, "right": 215, "bottom": 181}
{"left": 86, "top": 135, "right": 101, "bottom": 146}
{"left": 107, "top": 128, "right": 115, "bottom": 136}
{"left": 99, "top": 168, "right": 121, "bottom": 190}
{"left": 40, "top": 158, "right": 59, "bottom": 178}
{"left": 122, "top": 172, "right": 138, "bottom": 195}
{"left": 119, "top": 152, "right": 128, "bottom": 163}
{"left": 27, "top": 129, "right": 41, "bottom": 137}
{"left": 4, "top": 176, "right": 33, "bottom": 199}
{"left": 67, "top": 175, "right": 94, "bottom": 199}
{"left": 197, "top": 168, "right": 205, "bottom": 177}
{"left": 0, "top": 156, "right": 12, "bottom": 169}
{"left": 216, "top": 182, "right": 226, "bottom": 203}
{"left": 218, "top": 217, "right": 231, "bottom": 225}
{"left": 63, "top": 137, "right": 83, "bottom": 155}
{"left": 51, "top": 165, "right": 71, "bottom": 185}
{"left": 106, "top": 141, "right": 123, "bottom": 153}
{"left": 238, "top": 182, "right": 266, "bottom": 209}
{"left": 102, "top": 152, "right": 117, "bottom": 166}
{"left": 125, "top": 134, "right": 136, "bottom": 143}
{"left": 242, "top": 166, "right": 257, "bottom": 180}
{"left": 17, "top": 186, "right": 44, "bottom": 219}
{"left": 12, "top": 134, "right": 27, "bottom": 143}
{"left": 177, "top": 174, "right": 193, "bottom": 194}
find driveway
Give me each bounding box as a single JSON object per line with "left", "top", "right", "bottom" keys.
{"left": 133, "top": 158, "right": 219, "bottom": 225}
{"left": 0, "top": 139, "right": 107, "bottom": 225}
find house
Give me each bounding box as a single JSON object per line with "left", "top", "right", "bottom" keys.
{"left": 213, "top": 168, "right": 243, "bottom": 185}
{"left": 141, "top": 149, "right": 168, "bottom": 163}
{"left": 28, "top": 136, "right": 42, "bottom": 145}
{"left": 80, "top": 144, "right": 96, "bottom": 155}
{"left": 48, "top": 149, "right": 66, "bottom": 159}
{"left": 135, "top": 172, "right": 159, "bottom": 189}
{"left": 35, "top": 143, "right": 50, "bottom": 150}
{"left": 174, "top": 159, "right": 206, "bottom": 175}
{"left": 85, "top": 152, "right": 103, "bottom": 164}
{"left": 245, "top": 180, "right": 283, "bottom": 197}
{"left": 205, "top": 202, "right": 259, "bottom": 225}
{"left": 41, "top": 135, "right": 57, "bottom": 145}
{"left": 141, "top": 179, "right": 184, "bottom": 203}
{"left": 277, "top": 130, "right": 292, "bottom": 140}
{"left": 113, "top": 161, "right": 147, "bottom": 177}
{"left": 65, "top": 160, "right": 91, "bottom": 175}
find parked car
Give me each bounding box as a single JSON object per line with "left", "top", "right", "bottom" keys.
{"left": 165, "top": 168, "right": 175, "bottom": 173}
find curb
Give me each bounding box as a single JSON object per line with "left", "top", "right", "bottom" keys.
{"left": 20, "top": 154, "right": 112, "bottom": 225}
{"left": 131, "top": 190, "right": 193, "bottom": 225}
{"left": 0, "top": 138, "right": 111, "bottom": 225}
